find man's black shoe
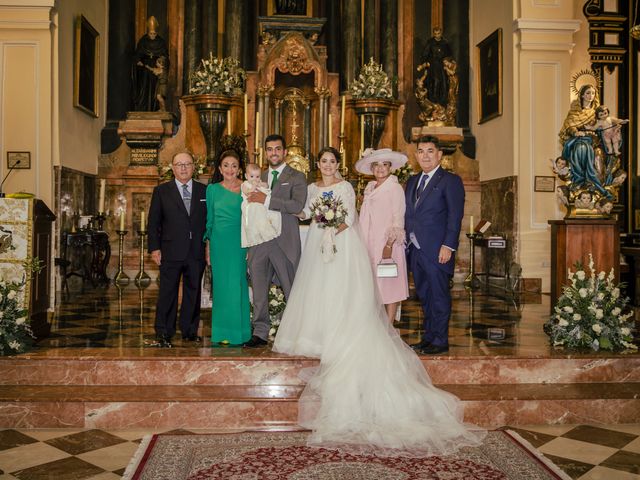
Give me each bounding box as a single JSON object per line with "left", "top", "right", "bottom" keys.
{"left": 411, "top": 341, "right": 430, "bottom": 352}
{"left": 242, "top": 335, "right": 268, "bottom": 348}
{"left": 155, "top": 336, "right": 173, "bottom": 348}
{"left": 420, "top": 344, "right": 449, "bottom": 355}
{"left": 183, "top": 335, "right": 203, "bottom": 343}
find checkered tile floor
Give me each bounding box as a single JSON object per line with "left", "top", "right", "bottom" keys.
{"left": 0, "top": 425, "right": 639, "bottom": 479}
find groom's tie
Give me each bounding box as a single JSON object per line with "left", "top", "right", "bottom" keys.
{"left": 415, "top": 174, "right": 429, "bottom": 202}
{"left": 270, "top": 170, "right": 279, "bottom": 190}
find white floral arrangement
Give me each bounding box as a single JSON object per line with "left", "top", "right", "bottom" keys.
{"left": 0, "top": 258, "right": 43, "bottom": 356}
{"left": 349, "top": 57, "right": 394, "bottom": 100}
{"left": 188, "top": 53, "right": 246, "bottom": 96}
{"left": 268, "top": 284, "right": 286, "bottom": 341}
{"left": 393, "top": 163, "right": 414, "bottom": 185}
{"left": 544, "top": 254, "right": 636, "bottom": 351}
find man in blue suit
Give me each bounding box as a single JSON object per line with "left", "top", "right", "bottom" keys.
{"left": 405, "top": 136, "right": 465, "bottom": 354}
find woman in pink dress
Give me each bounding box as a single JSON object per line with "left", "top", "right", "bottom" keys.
{"left": 356, "top": 148, "right": 409, "bottom": 322}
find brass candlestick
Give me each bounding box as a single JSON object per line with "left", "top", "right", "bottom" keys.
{"left": 114, "top": 230, "right": 130, "bottom": 286}
{"left": 135, "top": 230, "right": 151, "bottom": 288}
{"left": 464, "top": 233, "right": 482, "bottom": 290}
{"left": 338, "top": 133, "right": 348, "bottom": 178}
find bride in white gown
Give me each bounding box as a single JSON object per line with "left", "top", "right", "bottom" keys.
{"left": 273, "top": 147, "right": 485, "bottom": 457}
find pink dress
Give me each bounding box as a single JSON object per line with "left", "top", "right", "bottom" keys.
{"left": 359, "top": 175, "right": 409, "bottom": 304}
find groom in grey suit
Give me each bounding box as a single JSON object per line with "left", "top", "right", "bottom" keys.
{"left": 243, "top": 134, "right": 307, "bottom": 347}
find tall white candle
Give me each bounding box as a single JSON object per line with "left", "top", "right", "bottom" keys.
{"left": 140, "top": 211, "right": 146, "bottom": 231}
{"left": 340, "top": 96, "right": 346, "bottom": 135}
{"left": 243, "top": 94, "right": 248, "bottom": 132}
{"left": 328, "top": 113, "right": 332, "bottom": 147}
{"left": 120, "top": 211, "right": 125, "bottom": 231}
{"left": 470, "top": 215, "right": 474, "bottom": 234}
{"left": 227, "top": 110, "right": 231, "bottom": 136}
{"left": 255, "top": 112, "right": 260, "bottom": 150}
{"left": 98, "top": 179, "right": 105, "bottom": 213}
{"left": 360, "top": 116, "right": 364, "bottom": 153}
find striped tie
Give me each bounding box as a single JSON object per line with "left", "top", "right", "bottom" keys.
{"left": 181, "top": 183, "right": 191, "bottom": 214}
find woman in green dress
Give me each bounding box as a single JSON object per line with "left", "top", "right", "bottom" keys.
{"left": 204, "top": 150, "right": 251, "bottom": 345}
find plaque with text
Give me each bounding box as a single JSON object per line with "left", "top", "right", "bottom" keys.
{"left": 130, "top": 148, "right": 158, "bottom": 165}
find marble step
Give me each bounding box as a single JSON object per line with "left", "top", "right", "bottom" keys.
{"left": 3, "top": 355, "right": 640, "bottom": 386}
{"left": 1, "top": 383, "right": 638, "bottom": 429}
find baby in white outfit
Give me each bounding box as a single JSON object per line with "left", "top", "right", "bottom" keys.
{"left": 241, "top": 163, "right": 281, "bottom": 248}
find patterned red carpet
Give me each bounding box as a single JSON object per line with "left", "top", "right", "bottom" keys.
{"left": 124, "top": 430, "right": 570, "bottom": 479}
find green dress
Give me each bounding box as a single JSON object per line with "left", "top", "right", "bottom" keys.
{"left": 203, "top": 183, "right": 251, "bottom": 345}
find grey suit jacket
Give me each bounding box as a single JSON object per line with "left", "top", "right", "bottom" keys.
{"left": 261, "top": 165, "right": 307, "bottom": 267}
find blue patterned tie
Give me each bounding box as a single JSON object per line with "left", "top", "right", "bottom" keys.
{"left": 182, "top": 183, "right": 191, "bottom": 214}
{"left": 415, "top": 174, "right": 429, "bottom": 201}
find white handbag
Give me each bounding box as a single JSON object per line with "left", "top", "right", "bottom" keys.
{"left": 377, "top": 260, "right": 398, "bottom": 278}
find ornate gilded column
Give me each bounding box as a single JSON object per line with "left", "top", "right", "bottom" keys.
{"left": 341, "top": 0, "right": 362, "bottom": 92}
{"left": 274, "top": 99, "right": 283, "bottom": 135}
{"left": 183, "top": 0, "right": 203, "bottom": 90}
{"left": 304, "top": 103, "right": 311, "bottom": 162}
{"left": 224, "top": 0, "right": 245, "bottom": 62}
{"left": 380, "top": 0, "right": 398, "bottom": 97}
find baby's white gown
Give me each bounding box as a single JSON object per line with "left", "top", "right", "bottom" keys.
{"left": 240, "top": 182, "right": 281, "bottom": 248}
{"left": 273, "top": 180, "right": 485, "bottom": 457}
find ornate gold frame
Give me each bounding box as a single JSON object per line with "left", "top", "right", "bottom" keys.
{"left": 73, "top": 15, "right": 100, "bottom": 117}
{"left": 476, "top": 28, "right": 502, "bottom": 124}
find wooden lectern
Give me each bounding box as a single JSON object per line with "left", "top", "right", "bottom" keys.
{"left": 548, "top": 218, "right": 619, "bottom": 312}
{"left": 0, "top": 198, "right": 56, "bottom": 338}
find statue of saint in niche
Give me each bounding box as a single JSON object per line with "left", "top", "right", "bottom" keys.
{"left": 275, "top": 0, "right": 307, "bottom": 15}
{"left": 131, "top": 16, "right": 169, "bottom": 112}
{"left": 417, "top": 26, "right": 452, "bottom": 107}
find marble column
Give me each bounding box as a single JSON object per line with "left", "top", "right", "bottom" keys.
{"left": 325, "top": 0, "right": 341, "bottom": 73}
{"left": 341, "top": 0, "right": 362, "bottom": 92}
{"left": 363, "top": 0, "right": 377, "bottom": 63}
{"left": 224, "top": 0, "right": 245, "bottom": 62}
{"left": 201, "top": 0, "right": 218, "bottom": 57}
{"left": 380, "top": 0, "right": 398, "bottom": 97}
{"left": 183, "top": 0, "right": 203, "bottom": 90}
{"left": 304, "top": 103, "right": 311, "bottom": 164}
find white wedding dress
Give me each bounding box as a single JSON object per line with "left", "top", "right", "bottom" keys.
{"left": 273, "top": 181, "right": 485, "bottom": 457}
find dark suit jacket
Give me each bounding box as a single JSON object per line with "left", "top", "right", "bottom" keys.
{"left": 147, "top": 179, "right": 207, "bottom": 262}
{"left": 404, "top": 167, "right": 465, "bottom": 274}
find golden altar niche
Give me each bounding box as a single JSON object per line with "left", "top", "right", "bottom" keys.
{"left": 255, "top": 27, "right": 336, "bottom": 176}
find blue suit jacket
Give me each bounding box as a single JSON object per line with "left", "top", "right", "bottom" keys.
{"left": 404, "top": 168, "right": 465, "bottom": 274}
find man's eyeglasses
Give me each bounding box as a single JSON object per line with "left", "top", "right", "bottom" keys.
{"left": 173, "top": 163, "right": 194, "bottom": 169}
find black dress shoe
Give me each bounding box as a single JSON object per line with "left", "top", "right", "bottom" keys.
{"left": 420, "top": 344, "right": 449, "bottom": 355}
{"left": 183, "top": 335, "right": 203, "bottom": 343}
{"left": 242, "top": 335, "right": 268, "bottom": 348}
{"left": 155, "top": 336, "right": 173, "bottom": 348}
{"left": 411, "top": 341, "right": 431, "bottom": 351}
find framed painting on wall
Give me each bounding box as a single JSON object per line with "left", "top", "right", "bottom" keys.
{"left": 74, "top": 15, "right": 99, "bottom": 117}
{"left": 476, "top": 28, "right": 502, "bottom": 124}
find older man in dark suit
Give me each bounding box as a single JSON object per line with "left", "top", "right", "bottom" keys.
{"left": 405, "top": 136, "right": 465, "bottom": 355}
{"left": 148, "top": 151, "right": 207, "bottom": 347}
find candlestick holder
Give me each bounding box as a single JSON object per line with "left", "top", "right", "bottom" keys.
{"left": 464, "top": 232, "right": 482, "bottom": 290}
{"left": 135, "top": 230, "right": 151, "bottom": 288}
{"left": 94, "top": 212, "right": 106, "bottom": 231}
{"left": 338, "top": 133, "right": 348, "bottom": 178}
{"left": 114, "top": 230, "right": 130, "bottom": 286}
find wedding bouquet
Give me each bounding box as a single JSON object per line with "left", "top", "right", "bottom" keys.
{"left": 309, "top": 191, "right": 348, "bottom": 262}
{"left": 544, "top": 254, "right": 636, "bottom": 351}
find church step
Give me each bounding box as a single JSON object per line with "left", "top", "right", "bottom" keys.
{"left": 3, "top": 355, "right": 639, "bottom": 386}
{"left": 1, "top": 383, "right": 638, "bottom": 429}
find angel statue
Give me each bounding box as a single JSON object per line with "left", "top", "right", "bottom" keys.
{"left": 554, "top": 71, "right": 628, "bottom": 217}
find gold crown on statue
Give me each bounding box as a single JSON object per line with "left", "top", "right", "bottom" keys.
{"left": 570, "top": 69, "right": 601, "bottom": 98}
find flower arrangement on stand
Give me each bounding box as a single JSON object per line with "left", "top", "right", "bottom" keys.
{"left": 0, "top": 257, "right": 43, "bottom": 356}
{"left": 349, "top": 58, "right": 394, "bottom": 100}
{"left": 393, "top": 163, "right": 415, "bottom": 185}
{"left": 544, "top": 254, "right": 636, "bottom": 351}
{"left": 158, "top": 156, "right": 207, "bottom": 181}
{"left": 268, "top": 285, "right": 286, "bottom": 342}
{"left": 188, "top": 53, "right": 246, "bottom": 96}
